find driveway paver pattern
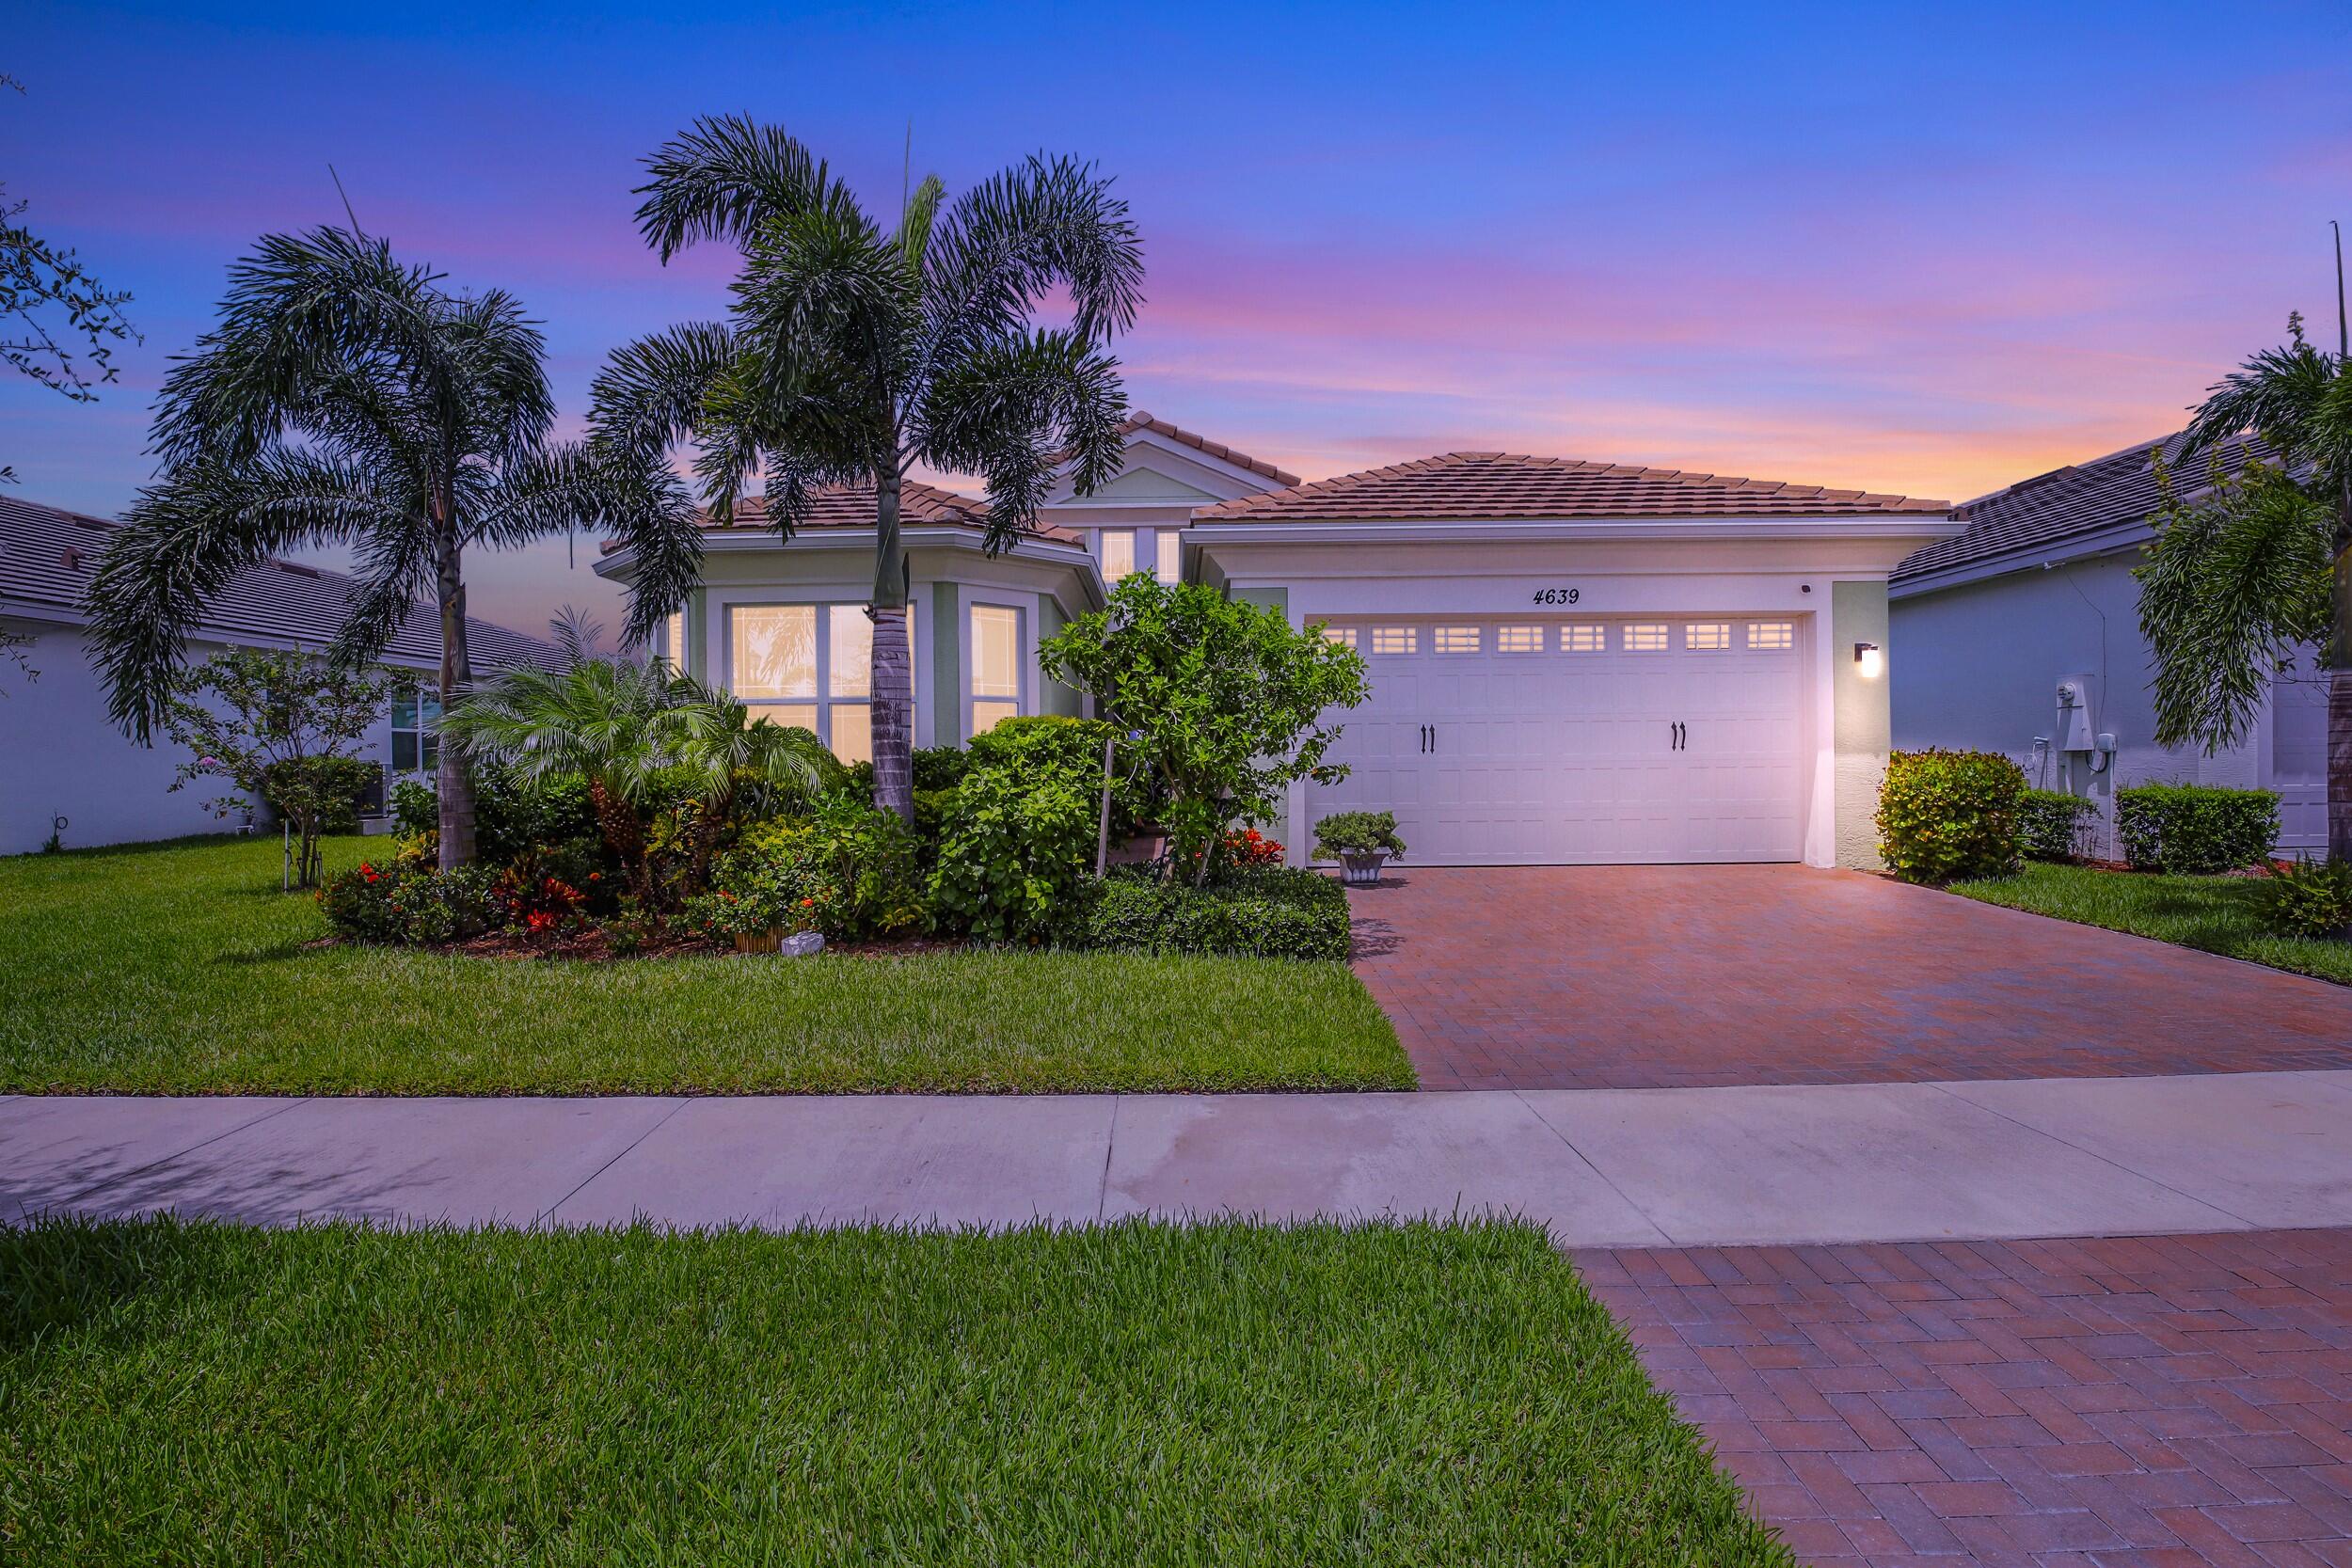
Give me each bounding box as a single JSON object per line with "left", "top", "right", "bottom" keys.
{"left": 1577, "top": 1227, "right": 2352, "bottom": 1566}
{"left": 1348, "top": 866, "right": 2352, "bottom": 1090}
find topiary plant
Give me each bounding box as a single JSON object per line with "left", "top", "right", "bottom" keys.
{"left": 1312, "top": 811, "right": 1406, "bottom": 861}
{"left": 1875, "top": 749, "right": 2026, "bottom": 884}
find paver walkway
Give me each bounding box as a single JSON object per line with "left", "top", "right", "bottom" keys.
{"left": 1347, "top": 866, "right": 2352, "bottom": 1091}
{"left": 8, "top": 1070, "right": 2352, "bottom": 1245}
{"left": 1583, "top": 1228, "right": 2352, "bottom": 1567}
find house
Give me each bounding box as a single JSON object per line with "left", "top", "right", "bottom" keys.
{"left": 0, "top": 493, "right": 560, "bottom": 855}
{"left": 1890, "top": 434, "right": 2321, "bottom": 859}
{"left": 597, "top": 413, "right": 1963, "bottom": 869}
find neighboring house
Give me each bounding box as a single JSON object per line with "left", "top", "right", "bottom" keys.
{"left": 598, "top": 413, "right": 1963, "bottom": 869}
{"left": 0, "top": 494, "right": 560, "bottom": 855}
{"left": 1890, "top": 434, "right": 2320, "bottom": 859}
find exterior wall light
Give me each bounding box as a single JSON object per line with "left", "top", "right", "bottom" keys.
{"left": 1853, "top": 641, "right": 1883, "bottom": 679}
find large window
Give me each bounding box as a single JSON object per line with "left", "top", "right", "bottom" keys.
{"left": 389, "top": 683, "right": 440, "bottom": 775}
{"left": 1155, "top": 529, "right": 1181, "bottom": 582}
{"left": 1100, "top": 529, "right": 1136, "bottom": 578}
{"left": 968, "top": 603, "right": 1023, "bottom": 736}
{"left": 661, "top": 609, "right": 685, "bottom": 670}
{"left": 727, "top": 602, "right": 910, "bottom": 763}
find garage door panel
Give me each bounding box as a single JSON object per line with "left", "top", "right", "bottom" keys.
{"left": 1312, "top": 616, "right": 1806, "bottom": 865}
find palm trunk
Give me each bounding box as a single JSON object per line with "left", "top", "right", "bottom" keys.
{"left": 2330, "top": 670, "right": 2352, "bottom": 863}
{"left": 870, "top": 470, "right": 915, "bottom": 822}
{"left": 435, "top": 526, "right": 478, "bottom": 869}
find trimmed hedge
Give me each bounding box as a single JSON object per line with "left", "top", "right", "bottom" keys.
{"left": 2115, "top": 784, "right": 2278, "bottom": 875}
{"left": 1875, "top": 749, "right": 2026, "bottom": 885}
{"left": 2018, "top": 788, "right": 2099, "bottom": 863}
{"left": 1079, "top": 868, "right": 1351, "bottom": 961}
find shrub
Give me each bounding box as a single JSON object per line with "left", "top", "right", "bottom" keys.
{"left": 2264, "top": 857, "right": 2352, "bottom": 939}
{"left": 1078, "top": 867, "right": 1350, "bottom": 961}
{"left": 930, "top": 728, "right": 1101, "bottom": 942}
{"left": 317, "top": 860, "right": 410, "bottom": 943}
{"left": 317, "top": 860, "right": 506, "bottom": 946}
{"left": 263, "top": 755, "right": 379, "bottom": 835}
{"left": 2017, "top": 789, "right": 2098, "bottom": 863}
{"left": 912, "top": 745, "right": 970, "bottom": 793}
{"left": 2115, "top": 784, "right": 2280, "bottom": 875}
{"left": 1313, "top": 811, "right": 1406, "bottom": 860}
{"left": 733, "top": 798, "right": 928, "bottom": 940}
{"left": 1875, "top": 749, "right": 2026, "bottom": 884}
{"left": 967, "top": 715, "right": 1162, "bottom": 836}
{"left": 389, "top": 766, "right": 599, "bottom": 865}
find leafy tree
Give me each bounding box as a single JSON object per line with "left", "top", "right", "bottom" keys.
{"left": 590, "top": 116, "right": 1144, "bottom": 822}
{"left": 440, "top": 658, "right": 832, "bottom": 902}
{"left": 1, "top": 73, "right": 140, "bottom": 444}
{"left": 157, "top": 649, "right": 389, "bottom": 888}
{"left": 85, "top": 228, "right": 693, "bottom": 867}
{"left": 2155, "top": 307, "right": 2352, "bottom": 856}
{"left": 1040, "top": 577, "right": 1369, "bottom": 880}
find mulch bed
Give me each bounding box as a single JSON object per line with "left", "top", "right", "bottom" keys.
{"left": 311, "top": 929, "right": 972, "bottom": 963}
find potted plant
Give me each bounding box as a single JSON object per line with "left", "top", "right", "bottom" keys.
{"left": 1314, "top": 811, "right": 1406, "bottom": 887}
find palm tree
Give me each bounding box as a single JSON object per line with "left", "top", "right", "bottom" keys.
{"left": 441, "top": 658, "right": 831, "bottom": 900}
{"left": 589, "top": 116, "right": 1145, "bottom": 820}
{"left": 2160, "top": 305, "right": 2352, "bottom": 856}
{"left": 87, "top": 228, "right": 696, "bottom": 867}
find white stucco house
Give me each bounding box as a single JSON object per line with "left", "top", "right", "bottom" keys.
{"left": 0, "top": 493, "right": 559, "bottom": 856}
{"left": 597, "top": 413, "right": 1963, "bottom": 869}
{"left": 1891, "top": 434, "right": 2321, "bottom": 859}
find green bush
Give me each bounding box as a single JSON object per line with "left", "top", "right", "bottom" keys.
{"left": 2115, "top": 784, "right": 2279, "bottom": 875}
{"left": 930, "top": 727, "right": 1102, "bottom": 942}
{"left": 968, "top": 715, "right": 1162, "bottom": 836}
{"left": 1313, "top": 810, "right": 1406, "bottom": 860}
{"left": 2263, "top": 857, "right": 2352, "bottom": 939}
{"left": 317, "top": 859, "right": 507, "bottom": 946}
{"left": 389, "top": 765, "right": 600, "bottom": 865}
{"left": 2017, "top": 789, "right": 2099, "bottom": 863}
{"left": 729, "top": 798, "right": 929, "bottom": 941}
{"left": 263, "top": 755, "right": 379, "bottom": 835}
{"left": 316, "top": 860, "right": 410, "bottom": 943}
{"left": 1875, "top": 749, "right": 2026, "bottom": 884}
{"left": 912, "top": 746, "right": 970, "bottom": 793}
{"left": 1078, "top": 868, "right": 1351, "bottom": 961}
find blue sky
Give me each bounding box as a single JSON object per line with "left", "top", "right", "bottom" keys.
{"left": 7, "top": 1, "right": 2347, "bottom": 633}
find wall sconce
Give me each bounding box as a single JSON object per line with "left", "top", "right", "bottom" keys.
{"left": 1853, "top": 641, "right": 1883, "bottom": 679}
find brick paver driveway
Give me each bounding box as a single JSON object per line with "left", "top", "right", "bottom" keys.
{"left": 1580, "top": 1229, "right": 2352, "bottom": 1567}
{"left": 1347, "top": 866, "right": 2352, "bottom": 1090}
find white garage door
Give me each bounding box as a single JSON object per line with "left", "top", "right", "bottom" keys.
{"left": 1309, "top": 617, "right": 1806, "bottom": 865}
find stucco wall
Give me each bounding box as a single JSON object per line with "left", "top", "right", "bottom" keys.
{"left": 1832, "top": 580, "right": 1891, "bottom": 869}
{"left": 1889, "top": 554, "right": 2299, "bottom": 856}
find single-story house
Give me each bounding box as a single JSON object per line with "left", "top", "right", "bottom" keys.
{"left": 1890, "top": 434, "right": 2320, "bottom": 859}
{"left": 0, "top": 493, "right": 560, "bottom": 855}
{"left": 597, "top": 413, "right": 1964, "bottom": 869}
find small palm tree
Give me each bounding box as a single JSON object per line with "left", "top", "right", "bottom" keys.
{"left": 87, "top": 228, "right": 695, "bottom": 866}
{"left": 590, "top": 117, "right": 1144, "bottom": 821}
{"left": 441, "top": 658, "right": 830, "bottom": 900}
{"left": 2158, "top": 307, "right": 2352, "bottom": 856}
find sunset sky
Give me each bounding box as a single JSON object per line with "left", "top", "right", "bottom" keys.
{"left": 8, "top": 1, "right": 2347, "bottom": 634}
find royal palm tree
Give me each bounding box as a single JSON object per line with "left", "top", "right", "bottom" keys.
{"left": 87, "top": 228, "right": 696, "bottom": 866}
{"left": 441, "top": 657, "right": 833, "bottom": 900}
{"left": 590, "top": 116, "right": 1145, "bottom": 820}
{"left": 2155, "top": 301, "right": 2352, "bottom": 856}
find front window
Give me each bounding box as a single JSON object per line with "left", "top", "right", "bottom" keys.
{"left": 390, "top": 682, "right": 440, "bottom": 774}
{"left": 1155, "top": 530, "right": 1181, "bottom": 582}
{"left": 727, "top": 601, "right": 910, "bottom": 762}
{"left": 662, "top": 609, "right": 686, "bottom": 670}
{"left": 1101, "top": 530, "right": 1136, "bottom": 578}
{"left": 969, "top": 603, "right": 1023, "bottom": 736}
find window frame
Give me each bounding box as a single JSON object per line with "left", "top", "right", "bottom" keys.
{"left": 1154, "top": 529, "right": 1181, "bottom": 582}
{"left": 389, "top": 679, "right": 441, "bottom": 776}
{"left": 1100, "top": 529, "right": 1136, "bottom": 579}
{"left": 966, "top": 600, "right": 1026, "bottom": 738}
{"left": 723, "top": 599, "right": 912, "bottom": 763}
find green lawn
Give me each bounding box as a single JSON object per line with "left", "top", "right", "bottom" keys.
{"left": 0, "top": 834, "right": 1411, "bottom": 1094}
{"left": 0, "top": 1216, "right": 1788, "bottom": 1565}
{"left": 1950, "top": 860, "right": 2352, "bottom": 984}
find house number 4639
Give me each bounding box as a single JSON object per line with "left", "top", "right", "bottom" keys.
{"left": 1530, "top": 586, "right": 1581, "bottom": 605}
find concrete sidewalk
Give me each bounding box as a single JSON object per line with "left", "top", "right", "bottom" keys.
{"left": 5, "top": 1070, "right": 2350, "bottom": 1246}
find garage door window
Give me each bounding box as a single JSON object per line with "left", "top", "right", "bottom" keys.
{"left": 1320, "top": 625, "right": 1357, "bottom": 647}
{"left": 1370, "top": 626, "right": 1418, "bottom": 656}
{"left": 1749, "top": 622, "right": 1795, "bottom": 650}
{"left": 1496, "top": 626, "right": 1544, "bottom": 654}
{"left": 1561, "top": 625, "right": 1605, "bottom": 652}
{"left": 1434, "top": 626, "right": 1481, "bottom": 654}
{"left": 1685, "top": 623, "right": 1732, "bottom": 651}
{"left": 1624, "top": 623, "right": 1669, "bottom": 652}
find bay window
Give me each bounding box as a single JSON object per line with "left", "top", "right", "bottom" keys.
{"left": 968, "top": 603, "right": 1023, "bottom": 736}
{"left": 726, "top": 601, "right": 910, "bottom": 763}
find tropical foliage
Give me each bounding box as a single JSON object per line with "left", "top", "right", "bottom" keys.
{"left": 86, "top": 228, "right": 691, "bottom": 865}
{"left": 1875, "top": 748, "right": 2026, "bottom": 885}
{"left": 588, "top": 115, "right": 1145, "bottom": 819}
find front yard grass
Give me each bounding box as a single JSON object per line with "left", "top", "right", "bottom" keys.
{"left": 1950, "top": 860, "right": 2352, "bottom": 984}
{"left": 0, "top": 834, "right": 1412, "bottom": 1094}
{"left": 0, "top": 1215, "right": 1788, "bottom": 1565}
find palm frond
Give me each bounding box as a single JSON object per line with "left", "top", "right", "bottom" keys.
{"left": 634, "top": 115, "right": 841, "bottom": 262}
{"left": 922, "top": 155, "right": 1144, "bottom": 362}
{"left": 918, "top": 328, "right": 1129, "bottom": 547}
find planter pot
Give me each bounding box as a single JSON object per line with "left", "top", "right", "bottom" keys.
{"left": 1339, "top": 850, "right": 1391, "bottom": 887}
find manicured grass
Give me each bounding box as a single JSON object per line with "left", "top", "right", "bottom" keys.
{"left": 1950, "top": 860, "right": 2352, "bottom": 984}
{"left": 0, "top": 834, "right": 1412, "bottom": 1094}
{"left": 0, "top": 1216, "right": 1788, "bottom": 1565}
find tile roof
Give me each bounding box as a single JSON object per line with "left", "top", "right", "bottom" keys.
{"left": 1193, "top": 451, "right": 1950, "bottom": 522}
{"left": 1893, "top": 432, "right": 2266, "bottom": 584}
{"left": 682, "top": 482, "right": 1081, "bottom": 544}
{"left": 0, "top": 493, "right": 562, "bottom": 672}
{"left": 1114, "top": 411, "right": 1300, "bottom": 487}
